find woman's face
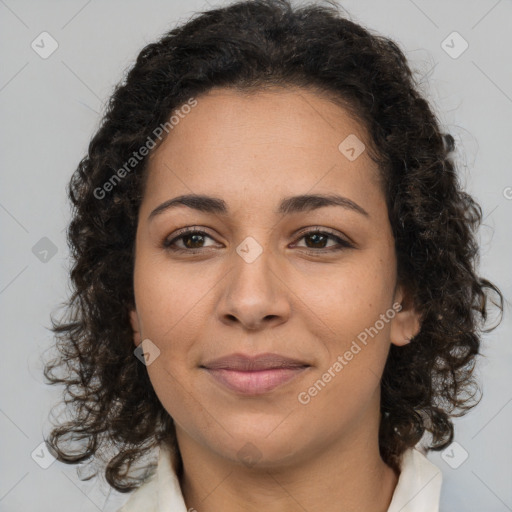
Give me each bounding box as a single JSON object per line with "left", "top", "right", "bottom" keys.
{"left": 130, "top": 87, "right": 420, "bottom": 468}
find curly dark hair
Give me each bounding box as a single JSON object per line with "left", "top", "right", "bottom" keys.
{"left": 43, "top": 0, "right": 503, "bottom": 493}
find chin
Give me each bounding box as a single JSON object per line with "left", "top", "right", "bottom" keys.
{"left": 204, "top": 414, "right": 313, "bottom": 468}
{"left": 220, "top": 435, "right": 306, "bottom": 470}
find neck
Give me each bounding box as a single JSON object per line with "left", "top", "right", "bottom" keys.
{"left": 176, "top": 409, "right": 399, "bottom": 512}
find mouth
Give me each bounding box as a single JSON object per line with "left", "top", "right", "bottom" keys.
{"left": 200, "top": 353, "right": 311, "bottom": 395}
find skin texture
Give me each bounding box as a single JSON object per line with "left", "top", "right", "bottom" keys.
{"left": 129, "top": 87, "right": 421, "bottom": 512}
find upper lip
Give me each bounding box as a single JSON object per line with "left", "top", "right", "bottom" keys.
{"left": 201, "top": 353, "right": 310, "bottom": 371}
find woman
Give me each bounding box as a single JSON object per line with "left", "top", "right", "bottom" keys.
{"left": 44, "top": 1, "right": 503, "bottom": 511}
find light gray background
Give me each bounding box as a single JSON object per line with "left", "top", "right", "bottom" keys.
{"left": 1, "top": 0, "right": 511, "bottom": 510}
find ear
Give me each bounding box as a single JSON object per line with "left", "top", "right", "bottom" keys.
{"left": 129, "top": 308, "right": 142, "bottom": 348}
{"left": 390, "top": 284, "right": 421, "bottom": 347}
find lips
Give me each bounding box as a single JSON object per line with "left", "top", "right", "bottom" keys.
{"left": 202, "top": 353, "right": 309, "bottom": 371}
{"left": 201, "top": 353, "right": 310, "bottom": 395}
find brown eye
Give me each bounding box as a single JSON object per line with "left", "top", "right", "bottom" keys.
{"left": 163, "top": 229, "right": 219, "bottom": 253}
{"left": 179, "top": 232, "right": 208, "bottom": 249}
{"left": 303, "top": 232, "right": 330, "bottom": 249}
{"left": 293, "top": 229, "right": 354, "bottom": 253}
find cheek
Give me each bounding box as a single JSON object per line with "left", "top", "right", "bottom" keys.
{"left": 290, "top": 253, "right": 396, "bottom": 410}
{"left": 146, "top": 363, "right": 216, "bottom": 442}
{"left": 297, "top": 355, "right": 382, "bottom": 444}
{"left": 293, "top": 255, "right": 395, "bottom": 340}
{"left": 133, "top": 251, "right": 211, "bottom": 340}
{"left": 296, "top": 289, "right": 395, "bottom": 433}
{"left": 133, "top": 259, "right": 199, "bottom": 401}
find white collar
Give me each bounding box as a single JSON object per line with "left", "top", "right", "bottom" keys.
{"left": 118, "top": 444, "right": 442, "bottom": 512}
{"left": 387, "top": 447, "right": 442, "bottom": 512}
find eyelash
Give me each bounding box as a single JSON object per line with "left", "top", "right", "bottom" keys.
{"left": 162, "top": 226, "right": 354, "bottom": 255}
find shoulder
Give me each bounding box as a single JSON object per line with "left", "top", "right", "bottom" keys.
{"left": 116, "top": 469, "right": 159, "bottom": 512}
{"left": 116, "top": 444, "right": 187, "bottom": 512}
{"left": 387, "top": 447, "right": 443, "bottom": 512}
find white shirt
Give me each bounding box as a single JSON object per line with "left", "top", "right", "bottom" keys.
{"left": 117, "top": 444, "right": 442, "bottom": 512}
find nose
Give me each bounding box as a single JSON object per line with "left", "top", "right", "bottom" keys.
{"left": 215, "top": 245, "right": 291, "bottom": 331}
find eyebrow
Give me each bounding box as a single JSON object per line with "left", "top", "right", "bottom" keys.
{"left": 148, "top": 193, "right": 369, "bottom": 220}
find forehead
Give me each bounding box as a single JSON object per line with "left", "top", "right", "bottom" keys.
{"left": 143, "top": 87, "right": 384, "bottom": 215}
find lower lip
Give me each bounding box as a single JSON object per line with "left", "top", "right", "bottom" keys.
{"left": 204, "top": 367, "right": 308, "bottom": 395}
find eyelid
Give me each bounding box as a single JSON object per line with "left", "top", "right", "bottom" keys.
{"left": 294, "top": 226, "right": 356, "bottom": 255}
{"left": 162, "top": 226, "right": 218, "bottom": 247}
{"left": 292, "top": 225, "right": 355, "bottom": 247}
{"left": 162, "top": 225, "right": 355, "bottom": 252}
